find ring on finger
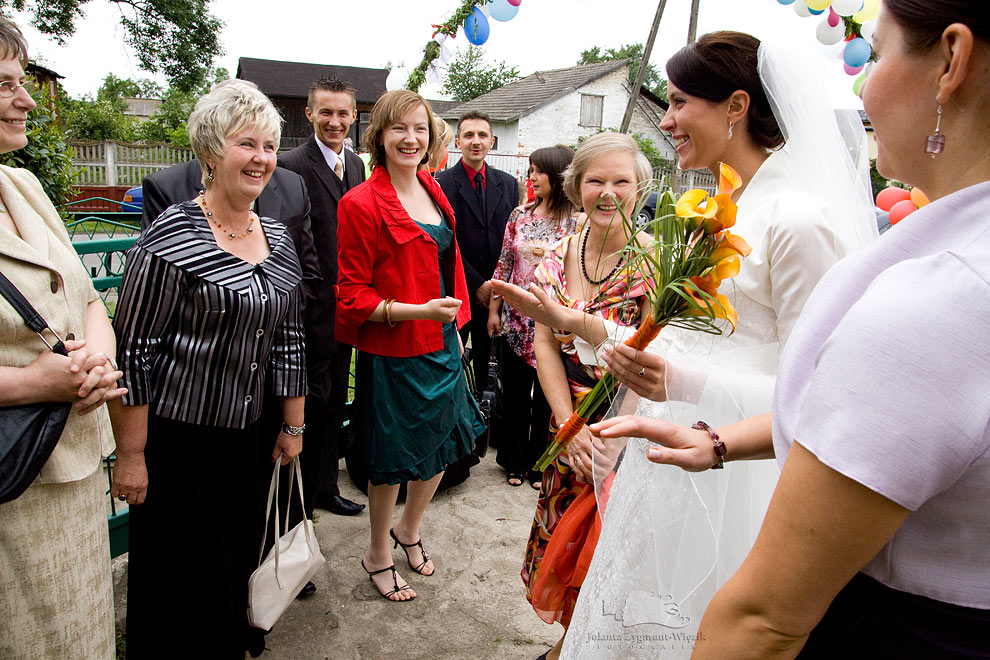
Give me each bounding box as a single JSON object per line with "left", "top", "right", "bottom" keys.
{"left": 117, "top": 495, "right": 127, "bottom": 502}
{"left": 638, "top": 367, "right": 647, "bottom": 377}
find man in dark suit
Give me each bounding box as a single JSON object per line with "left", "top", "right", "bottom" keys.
{"left": 279, "top": 77, "right": 367, "bottom": 517}
{"left": 436, "top": 111, "right": 518, "bottom": 389}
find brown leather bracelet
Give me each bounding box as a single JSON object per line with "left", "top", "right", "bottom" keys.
{"left": 692, "top": 421, "right": 727, "bottom": 469}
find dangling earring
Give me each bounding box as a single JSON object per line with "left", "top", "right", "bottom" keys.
{"left": 925, "top": 96, "right": 945, "bottom": 157}
{"left": 727, "top": 122, "right": 734, "bottom": 141}
{"left": 207, "top": 166, "right": 215, "bottom": 182}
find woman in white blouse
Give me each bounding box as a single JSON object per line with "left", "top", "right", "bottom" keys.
{"left": 563, "top": 32, "right": 876, "bottom": 659}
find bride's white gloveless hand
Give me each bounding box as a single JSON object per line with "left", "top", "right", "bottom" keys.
{"left": 590, "top": 415, "right": 715, "bottom": 472}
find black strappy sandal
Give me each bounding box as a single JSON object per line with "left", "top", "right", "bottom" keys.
{"left": 361, "top": 559, "right": 415, "bottom": 602}
{"left": 390, "top": 528, "right": 433, "bottom": 576}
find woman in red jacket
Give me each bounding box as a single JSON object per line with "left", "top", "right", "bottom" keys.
{"left": 336, "top": 90, "right": 486, "bottom": 602}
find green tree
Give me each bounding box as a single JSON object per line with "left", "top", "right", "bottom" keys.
{"left": 578, "top": 43, "right": 667, "bottom": 101}
{"left": 137, "top": 67, "right": 228, "bottom": 147}
{"left": 442, "top": 45, "right": 520, "bottom": 102}
{"left": 1, "top": 0, "right": 223, "bottom": 90}
{"left": 1, "top": 82, "right": 77, "bottom": 207}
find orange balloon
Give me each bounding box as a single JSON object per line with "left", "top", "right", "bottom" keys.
{"left": 910, "top": 187, "right": 929, "bottom": 207}
{"left": 889, "top": 199, "right": 917, "bottom": 225}
{"left": 876, "top": 186, "right": 911, "bottom": 211}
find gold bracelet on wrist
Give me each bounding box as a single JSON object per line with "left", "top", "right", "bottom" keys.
{"left": 384, "top": 298, "right": 397, "bottom": 327}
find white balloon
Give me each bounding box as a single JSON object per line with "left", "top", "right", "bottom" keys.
{"left": 386, "top": 67, "right": 410, "bottom": 91}
{"left": 816, "top": 16, "right": 846, "bottom": 45}
{"left": 859, "top": 20, "right": 877, "bottom": 43}
{"left": 794, "top": 1, "right": 812, "bottom": 17}
{"left": 831, "top": 0, "right": 862, "bottom": 16}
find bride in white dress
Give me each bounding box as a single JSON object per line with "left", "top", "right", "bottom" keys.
{"left": 563, "top": 33, "right": 877, "bottom": 658}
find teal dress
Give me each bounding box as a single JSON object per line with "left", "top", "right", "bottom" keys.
{"left": 355, "top": 217, "right": 487, "bottom": 485}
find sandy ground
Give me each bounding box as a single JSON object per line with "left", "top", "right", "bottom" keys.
{"left": 112, "top": 454, "right": 561, "bottom": 659}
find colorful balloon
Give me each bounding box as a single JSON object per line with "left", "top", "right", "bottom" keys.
{"left": 853, "top": 69, "right": 868, "bottom": 96}
{"left": 464, "top": 7, "right": 490, "bottom": 46}
{"left": 875, "top": 186, "right": 910, "bottom": 212}
{"left": 777, "top": 0, "right": 797, "bottom": 4}
{"left": 489, "top": 0, "right": 520, "bottom": 22}
{"left": 507, "top": 0, "right": 521, "bottom": 5}
{"left": 806, "top": 0, "right": 832, "bottom": 10}
{"left": 843, "top": 37, "right": 872, "bottom": 67}
{"left": 827, "top": 7, "right": 840, "bottom": 26}
{"left": 853, "top": 0, "right": 880, "bottom": 22}
{"left": 831, "top": 0, "right": 863, "bottom": 16}
{"left": 844, "top": 62, "right": 865, "bottom": 75}
{"left": 888, "top": 199, "right": 917, "bottom": 224}
{"left": 817, "top": 18, "right": 846, "bottom": 45}
{"left": 910, "top": 187, "right": 930, "bottom": 207}
{"left": 808, "top": 5, "right": 826, "bottom": 15}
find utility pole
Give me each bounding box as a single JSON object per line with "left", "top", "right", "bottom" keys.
{"left": 619, "top": 0, "right": 668, "bottom": 134}
{"left": 687, "top": 0, "right": 701, "bottom": 44}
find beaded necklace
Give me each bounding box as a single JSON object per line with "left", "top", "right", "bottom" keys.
{"left": 580, "top": 226, "right": 625, "bottom": 286}
{"left": 199, "top": 190, "right": 255, "bottom": 239}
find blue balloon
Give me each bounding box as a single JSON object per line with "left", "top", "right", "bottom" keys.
{"left": 464, "top": 7, "right": 490, "bottom": 46}
{"left": 776, "top": 0, "right": 796, "bottom": 4}
{"left": 808, "top": 5, "right": 826, "bottom": 14}
{"left": 843, "top": 37, "right": 872, "bottom": 68}
{"left": 490, "top": 0, "right": 520, "bottom": 21}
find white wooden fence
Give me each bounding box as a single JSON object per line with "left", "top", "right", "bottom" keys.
{"left": 70, "top": 140, "right": 193, "bottom": 187}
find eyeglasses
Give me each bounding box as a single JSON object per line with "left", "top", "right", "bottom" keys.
{"left": 0, "top": 80, "right": 38, "bottom": 98}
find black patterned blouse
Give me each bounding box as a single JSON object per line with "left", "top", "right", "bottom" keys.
{"left": 114, "top": 201, "right": 306, "bottom": 429}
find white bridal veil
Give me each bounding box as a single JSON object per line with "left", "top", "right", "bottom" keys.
{"left": 565, "top": 39, "right": 878, "bottom": 659}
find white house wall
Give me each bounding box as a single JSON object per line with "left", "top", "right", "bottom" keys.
{"left": 517, "top": 67, "right": 629, "bottom": 156}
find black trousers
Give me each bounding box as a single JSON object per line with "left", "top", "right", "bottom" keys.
{"left": 798, "top": 572, "right": 990, "bottom": 659}
{"left": 460, "top": 301, "right": 492, "bottom": 393}
{"left": 296, "top": 343, "right": 352, "bottom": 519}
{"left": 494, "top": 339, "right": 551, "bottom": 476}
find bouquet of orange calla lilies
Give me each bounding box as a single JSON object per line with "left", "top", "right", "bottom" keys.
{"left": 533, "top": 163, "right": 753, "bottom": 472}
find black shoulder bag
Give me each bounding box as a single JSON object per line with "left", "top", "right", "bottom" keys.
{"left": 0, "top": 270, "right": 72, "bottom": 504}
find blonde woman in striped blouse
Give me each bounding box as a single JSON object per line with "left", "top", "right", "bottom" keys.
{"left": 110, "top": 80, "right": 306, "bottom": 659}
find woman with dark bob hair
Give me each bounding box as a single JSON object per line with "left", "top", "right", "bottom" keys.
{"left": 336, "top": 90, "right": 485, "bottom": 602}
{"left": 580, "top": 1, "right": 990, "bottom": 657}
{"left": 488, "top": 144, "right": 577, "bottom": 488}
{"left": 564, "top": 30, "right": 879, "bottom": 659}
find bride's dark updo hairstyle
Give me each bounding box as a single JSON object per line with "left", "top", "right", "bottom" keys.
{"left": 665, "top": 31, "right": 784, "bottom": 150}
{"left": 883, "top": 0, "right": 987, "bottom": 51}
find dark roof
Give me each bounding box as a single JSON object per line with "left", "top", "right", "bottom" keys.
{"left": 236, "top": 57, "right": 387, "bottom": 105}
{"left": 426, "top": 99, "right": 462, "bottom": 117}
{"left": 438, "top": 60, "right": 631, "bottom": 121}
{"left": 27, "top": 62, "right": 63, "bottom": 79}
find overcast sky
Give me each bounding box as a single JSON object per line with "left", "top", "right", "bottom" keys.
{"left": 15, "top": 0, "right": 862, "bottom": 108}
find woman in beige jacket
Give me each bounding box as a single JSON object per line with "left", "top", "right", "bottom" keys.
{"left": 0, "top": 18, "right": 124, "bottom": 660}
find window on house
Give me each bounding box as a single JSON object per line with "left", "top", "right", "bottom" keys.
{"left": 580, "top": 94, "right": 604, "bottom": 128}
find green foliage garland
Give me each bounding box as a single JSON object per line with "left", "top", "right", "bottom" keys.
{"left": 406, "top": 0, "right": 490, "bottom": 92}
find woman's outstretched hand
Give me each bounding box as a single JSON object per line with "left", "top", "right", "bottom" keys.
{"left": 422, "top": 297, "right": 461, "bottom": 323}
{"left": 591, "top": 415, "right": 715, "bottom": 472}
{"left": 490, "top": 280, "right": 565, "bottom": 329}
{"left": 601, "top": 343, "right": 667, "bottom": 402}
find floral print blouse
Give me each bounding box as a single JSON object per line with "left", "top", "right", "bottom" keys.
{"left": 534, "top": 232, "right": 649, "bottom": 396}
{"left": 492, "top": 205, "right": 578, "bottom": 366}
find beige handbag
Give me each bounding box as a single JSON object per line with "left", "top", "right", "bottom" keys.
{"left": 247, "top": 457, "right": 325, "bottom": 630}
